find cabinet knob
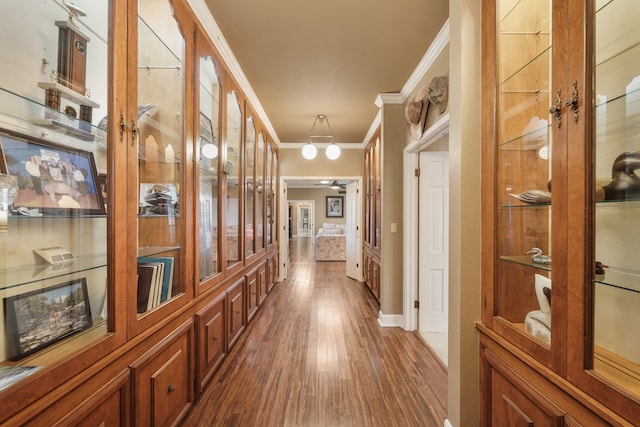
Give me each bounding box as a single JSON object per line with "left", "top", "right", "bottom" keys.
{"left": 167, "top": 384, "right": 175, "bottom": 394}
{"left": 565, "top": 80, "right": 579, "bottom": 123}
{"left": 549, "top": 88, "right": 562, "bottom": 129}
{"left": 212, "top": 335, "right": 219, "bottom": 341}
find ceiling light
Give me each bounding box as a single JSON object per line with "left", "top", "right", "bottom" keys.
{"left": 330, "top": 181, "right": 341, "bottom": 190}
{"left": 325, "top": 142, "right": 341, "bottom": 160}
{"left": 304, "top": 114, "right": 340, "bottom": 160}
{"left": 302, "top": 142, "right": 317, "bottom": 159}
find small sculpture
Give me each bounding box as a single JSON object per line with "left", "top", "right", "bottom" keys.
{"left": 527, "top": 247, "right": 551, "bottom": 264}
{"left": 524, "top": 274, "right": 552, "bottom": 344}
{"left": 602, "top": 151, "right": 640, "bottom": 200}
{"left": 428, "top": 75, "right": 448, "bottom": 114}
{"left": 509, "top": 189, "right": 551, "bottom": 204}
{"left": 595, "top": 261, "right": 608, "bottom": 275}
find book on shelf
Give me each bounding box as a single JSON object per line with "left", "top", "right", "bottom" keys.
{"left": 137, "top": 256, "right": 174, "bottom": 312}
{"left": 136, "top": 262, "right": 160, "bottom": 313}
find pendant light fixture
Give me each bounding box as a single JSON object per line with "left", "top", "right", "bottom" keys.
{"left": 303, "top": 114, "right": 340, "bottom": 160}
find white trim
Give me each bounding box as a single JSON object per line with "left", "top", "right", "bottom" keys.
{"left": 402, "top": 150, "right": 419, "bottom": 331}
{"left": 187, "top": 0, "right": 280, "bottom": 144}
{"left": 406, "top": 113, "right": 450, "bottom": 154}
{"left": 375, "top": 93, "right": 404, "bottom": 107}
{"left": 361, "top": 110, "right": 382, "bottom": 147}
{"left": 279, "top": 142, "right": 364, "bottom": 150}
{"left": 401, "top": 19, "right": 450, "bottom": 98}
{"left": 377, "top": 311, "right": 403, "bottom": 328}
{"left": 444, "top": 419, "right": 453, "bottom": 427}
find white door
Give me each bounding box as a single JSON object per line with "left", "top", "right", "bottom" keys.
{"left": 419, "top": 151, "right": 449, "bottom": 333}
{"left": 297, "top": 205, "right": 311, "bottom": 236}
{"left": 279, "top": 180, "right": 288, "bottom": 280}
{"left": 345, "top": 182, "right": 360, "bottom": 280}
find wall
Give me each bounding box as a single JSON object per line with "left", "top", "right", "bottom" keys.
{"left": 279, "top": 147, "right": 364, "bottom": 178}
{"left": 380, "top": 104, "right": 406, "bottom": 316}
{"left": 448, "top": 0, "right": 482, "bottom": 426}
{"left": 288, "top": 187, "right": 346, "bottom": 236}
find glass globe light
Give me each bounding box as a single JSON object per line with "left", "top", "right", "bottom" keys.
{"left": 325, "top": 143, "right": 341, "bottom": 160}
{"left": 302, "top": 143, "right": 317, "bottom": 159}
{"left": 201, "top": 143, "right": 218, "bottom": 159}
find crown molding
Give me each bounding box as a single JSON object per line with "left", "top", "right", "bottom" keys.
{"left": 401, "top": 18, "right": 450, "bottom": 99}
{"left": 361, "top": 109, "right": 382, "bottom": 147}
{"left": 187, "top": 0, "right": 281, "bottom": 145}
{"left": 280, "top": 142, "right": 363, "bottom": 150}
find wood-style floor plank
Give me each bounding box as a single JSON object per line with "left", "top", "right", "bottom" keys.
{"left": 181, "top": 238, "right": 447, "bottom": 426}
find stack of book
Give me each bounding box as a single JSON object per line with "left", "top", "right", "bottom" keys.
{"left": 136, "top": 256, "right": 174, "bottom": 313}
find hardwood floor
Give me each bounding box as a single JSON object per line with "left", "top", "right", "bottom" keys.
{"left": 181, "top": 238, "right": 448, "bottom": 426}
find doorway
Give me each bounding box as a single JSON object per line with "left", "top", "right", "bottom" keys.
{"left": 297, "top": 204, "right": 312, "bottom": 237}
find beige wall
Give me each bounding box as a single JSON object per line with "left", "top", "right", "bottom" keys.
{"left": 380, "top": 104, "right": 406, "bottom": 316}
{"left": 279, "top": 147, "right": 364, "bottom": 178}
{"left": 288, "top": 187, "right": 346, "bottom": 236}
{"left": 448, "top": 0, "right": 482, "bottom": 426}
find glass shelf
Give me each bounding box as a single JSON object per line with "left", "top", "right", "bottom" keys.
{"left": 500, "top": 255, "right": 552, "bottom": 271}
{"left": 0, "top": 253, "right": 107, "bottom": 292}
{"left": 0, "top": 87, "right": 107, "bottom": 144}
{"left": 595, "top": 266, "right": 640, "bottom": 293}
{"left": 137, "top": 246, "right": 180, "bottom": 258}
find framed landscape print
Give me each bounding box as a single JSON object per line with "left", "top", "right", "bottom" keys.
{"left": 4, "top": 278, "right": 93, "bottom": 360}
{"left": 0, "top": 128, "right": 105, "bottom": 215}
{"left": 326, "top": 195, "right": 344, "bottom": 218}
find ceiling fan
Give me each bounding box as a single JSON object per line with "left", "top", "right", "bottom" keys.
{"left": 315, "top": 180, "right": 347, "bottom": 190}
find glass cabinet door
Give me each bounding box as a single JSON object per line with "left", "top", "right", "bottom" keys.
{"left": 0, "top": 0, "right": 117, "bottom": 395}
{"left": 256, "top": 132, "right": 265, "bottom": 252}
{"left": 265, "top": 141, "right": 272, "bottom": 246}
{"left": 494, "top": 0, "right": 557, "bottom": 356}
{"left": 245, "top": 115, "right": 255, "bottom": 258}
{"left": 135, "top": 0, "right": 185, "bottom": 318}
{"left": 197, "top": 55, "right": 220, "bottom": 284}
{"left": 224, "top": 90, "right": 242, "bottom": 268}
{"left": 592, "top": 0, "right": 640, "bottom": 399}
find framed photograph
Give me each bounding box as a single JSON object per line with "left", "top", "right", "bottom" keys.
{"left": 4, "top": 278, "right": 93, "bottom": 360}
{"left": 326, "top": 195, "right": 344, "bottom": 218}
{"left": 0, "top": 128, "right": 105, "bottom": 215}
{"left": 139, "top": 182, "right": 179, "bottom": 215}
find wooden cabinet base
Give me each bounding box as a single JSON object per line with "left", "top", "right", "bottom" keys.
{"left": 131, "top": 319, "right": 194, "bottom": 427}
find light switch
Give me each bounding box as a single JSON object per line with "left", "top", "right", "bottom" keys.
{"left": 390, "top": 223, "right": 397, "bottom": 233}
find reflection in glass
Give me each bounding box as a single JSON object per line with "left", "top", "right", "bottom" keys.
{"left": 245, "top": 116, "right": 255, "bottom": 257}
{"left": 266, "top": 141, "right": 272, "bottom": 246}
{"left": 593, "top": 0, "right": 640, "bottom": 390}
{"left": 256, "top": 133, "right": 265, "bottom": 251}
{"left": 226, "top": 91, "right": 242, "bottom": 267}
{"left": 136, "top": 0, "right": 185, "bottom": 312}
{"left": 198, "top": 56, "right": 220, "bottom": 280}
{"left": 496, "top": 0, "right": 553, "bottom": 345}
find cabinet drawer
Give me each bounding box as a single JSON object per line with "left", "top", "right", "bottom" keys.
{"left": 258, "top": 262, "right": 268, "bottom": 305}
{"left": 195, "top": 293, "right": 226, "bottom": 394}
{"left": 130, "top": 320, "right": 193, "bottom": 427}
{"left": 23, "top": 369, "right": 130, "bottom": 427}
{"left": 227, "top": 277, "right": 245, "bottom": 349}
{"left": 246, "top": 268, "right": 259, "bottom": 322}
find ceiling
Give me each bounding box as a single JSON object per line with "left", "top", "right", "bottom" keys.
{"left": 203, "top": 0, "right": 449, "bottom": 146}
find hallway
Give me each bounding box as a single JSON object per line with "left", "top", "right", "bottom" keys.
{"left": 181, "top": 238, "right": 447, "bottom": 426}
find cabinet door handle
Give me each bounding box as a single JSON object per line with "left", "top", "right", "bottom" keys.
{"left": 212, "top": 335, "right": 219, "bottom": 342}
{"left": 119, "top": 110, "right": 129, "bottom": 143}
{"left": 549, "top": 88, "right": 562, "bottom": 128}
{"left": 167, "top": 384, "right": 175, "bottom": 394}
{"left": 565, "top": 80, "right": 579, "bottom": 123}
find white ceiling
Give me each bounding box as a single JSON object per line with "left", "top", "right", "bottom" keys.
{"left": 202, "top": 0, "right": 449, "bottom": 146}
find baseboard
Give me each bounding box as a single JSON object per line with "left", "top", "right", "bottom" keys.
{"left": 377, "top": 310, "right": 403, "bottom": 327}
{"left": 444, "top": 419, "right": 453, "bottom": 427}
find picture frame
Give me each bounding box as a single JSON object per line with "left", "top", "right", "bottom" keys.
{"left": 0, "top": 128, "right": 105, "bottom": 215}
{"left": 4, "top": 278, "right": 93, "bottom": 360}
{"left": 326, "top": 195, "right": 344, "bottom": 218}
{"left": 139, "top": 182, "right": 179, "bottom": 215}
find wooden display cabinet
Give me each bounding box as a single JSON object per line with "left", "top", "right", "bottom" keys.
{"left": 480, "top": 0, "right": 640, "bottom": 424}
{"left": 0, "top": 0, "right": 280, "bottom": 423}
{"left": 195, "top": 293, "right": 226, "bottom": 394}
{"left": 246, "top": 266, "right": 259, "bottom": 322}
{"left": 363, "top": 128, "right": 381, "bottom": 301}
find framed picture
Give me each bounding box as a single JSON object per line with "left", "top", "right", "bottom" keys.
{"left": 0, "top": 128, "right": 105, "bottom": 215}
{"left": 139, "top": 182, "right": 179, "bottom": 215}
{"left": 326, "top": 195, "right": 344, "bottom": 218}
{"left": 4, "top": 278, "right": 93, "bottom": 360}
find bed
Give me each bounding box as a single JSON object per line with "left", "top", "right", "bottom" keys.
{"left": 314, "top": 223, "right": 346, "bottom": 261}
